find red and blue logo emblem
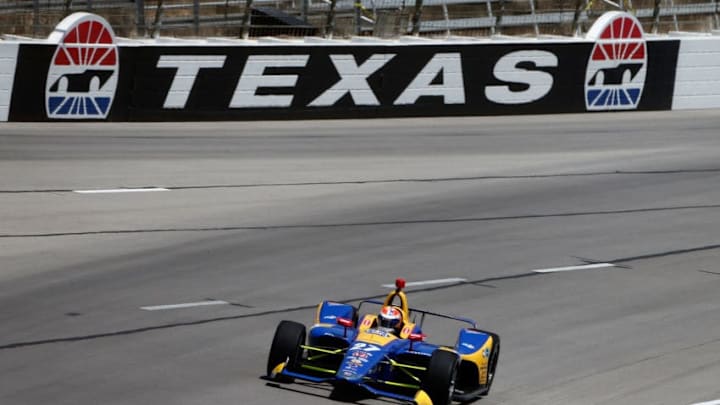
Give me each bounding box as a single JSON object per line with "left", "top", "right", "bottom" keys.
{"left": 46, "top": 13, "right": 118, "bottom": 119}
{"left": 585, "top": 12, "right": 647, "bottom": 111}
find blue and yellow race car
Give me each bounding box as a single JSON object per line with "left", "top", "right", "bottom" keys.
{"left": 266, "top": 278, "right": 500, "bottom": 405}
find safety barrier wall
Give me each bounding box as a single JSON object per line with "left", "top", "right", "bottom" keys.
{"left": 0, "top": 11, "right": 718, "bottom": 122}
{"left": 0, "top": 43, "right": 18, "bottom": 122}
{"left": 672, "top": 37, "right": 720, "bottom": 110}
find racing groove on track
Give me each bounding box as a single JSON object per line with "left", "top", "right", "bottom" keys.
{"left": 1, "top": 112, "right": 720, "bottom": 405}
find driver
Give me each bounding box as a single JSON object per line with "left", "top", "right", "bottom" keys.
{"left": 375, "top": 278, "right": 410, "bottom": 336}
{"left": 378, "top": 305, "right": 403, "bottom": 335}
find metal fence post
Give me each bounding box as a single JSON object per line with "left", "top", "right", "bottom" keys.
{"left": 193, "top": 0, "right": 200, "bottom": 36}
{"left": 485, "top": 0, "right": 495, "bottom": 35}
{"left": 571, "top": 0, "right": 584, "bottom": 36}
{"left": 325, "top": 0, "right": 338, "bottom": 38}
{"left": 528, "top": 0, "right": 539, "bottom": 36}
{"left": 495, "top": 0, "right": 505, "bottom": 35}
{"left": 241, "top": 0, "right": 254, "bottom": 39}
{"left": 410, "top": 0, "right": 424, "bottom": 35}
{"left": 301, "top": 0, "right": 309, "bottom": 22}
{"left": 667, "top": 0, "right": 678, "bottom": 31}
{"left": 33, "top": 0, "right": 40, "bottom": 37}
{"left": 354, "top": 1, "right": 362, "bottom": 35}
{"left": 651, "top": 0, "right": 661, "bottom": 33}
{"left": 150, "top": 0, "right": 165, "bottom": 38}
{"left": 442, "top": 1, "right": 450, "bottom": 36}
{"left": 136, "top": 0, "right": 146, "bottom": 37}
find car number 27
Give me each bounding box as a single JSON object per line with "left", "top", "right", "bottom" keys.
{"left": 349, "top": 342, "right": 380, "bottom": 352}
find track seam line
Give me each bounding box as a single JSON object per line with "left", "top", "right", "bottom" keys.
{"left": 2, "top": 203, "right": 720, "bottom": 238}
{"left": 2, "top": 167, "right": 720, "bottom": 194}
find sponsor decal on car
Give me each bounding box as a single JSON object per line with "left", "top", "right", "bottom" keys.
{"left": 408, "top": 350, "right": 432, "bottom": 356}
{"left": 368, "top": 329, "right": 391, "bottom": 338}
{"left": 585, "top": 11, "right": 647, "bottom": 111}
{"left": 45, "top": 13, "right": 118, "bottom": 119}
{"left": 343, "top": 360, "right": 362, "bottom": 372}
{"left": 352, "top": 351, "right": 371, "bottom": 359}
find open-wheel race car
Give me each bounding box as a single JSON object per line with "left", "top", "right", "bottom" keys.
{"left": 265, "top": 278, "right": 500, "bottom": 405}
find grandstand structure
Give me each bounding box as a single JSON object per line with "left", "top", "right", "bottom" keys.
{"left": 1, "top": 0, "right": 718, "bottom": 39}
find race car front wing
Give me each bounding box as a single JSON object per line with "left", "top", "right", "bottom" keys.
{"left": 269, "top": 348, "right": 433, "bottom": 405}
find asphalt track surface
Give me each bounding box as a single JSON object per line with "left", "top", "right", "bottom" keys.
{"left": 1, "top": 111, "right": 720, "bottom": 405}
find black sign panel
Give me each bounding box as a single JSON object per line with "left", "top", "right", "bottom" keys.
{"left": 8, "top": 40, "right": 680, "bottom": 121}
{"left": 640, "top": 40, "right": 680, "bottom": 111}
{"left": 9, "top": 46, "right": 54, "bottom": 122}
{"left": 125, "top": 44, "right": 553, "bottom": 120}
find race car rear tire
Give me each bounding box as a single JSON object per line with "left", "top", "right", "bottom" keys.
{"left": 267, "top": 320, "right": 306, "bottom": 381}
{"left": 422, "top": 350, "right": 459, "bottom": 405}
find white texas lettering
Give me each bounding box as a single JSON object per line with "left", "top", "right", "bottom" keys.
{"left": 485, "top": 50, "right": 558, "bottom": 104}
{"left": 157, "top": 55, "right": 227, "bottom": 109}
{"left": 394, "top": 53, "right": 465, "bottom": 105}
{"left": 309, "top": 54, "right": 396, "bottom": 107}
{"left": 230, "top": 55, "right": 309, "bottom": 108}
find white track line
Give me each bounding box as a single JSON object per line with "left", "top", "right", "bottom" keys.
{"left": 74, "top": 187, "right": 169, "bottom": 194}
{"left": 532, "top": 263, "right": 616, "bottom": 273}
{"left": 690, "top": 400, "right": 720, "bottom": 405}
{"left": 141, "top": 300, "right": 229, "bottom": 311}
{"left": 381, "top": 278, "right": 467, "bottom": 288}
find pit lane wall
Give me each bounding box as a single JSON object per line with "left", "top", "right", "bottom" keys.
{"left": 0, "top": 11, "right": 716, "bottom": 122}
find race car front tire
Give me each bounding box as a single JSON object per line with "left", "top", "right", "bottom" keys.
{"left": 485, "top": 336, "right": 500, "bottom": 394}
{"left": 267, "top": 320, "right": 306, "bottom": 381}
{"left": 422, "top": 349, "right": 459, "bottom": 405}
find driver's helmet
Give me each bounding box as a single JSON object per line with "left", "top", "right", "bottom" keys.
{"left": 378, "top": 306, "right": 403, "bottom": 331}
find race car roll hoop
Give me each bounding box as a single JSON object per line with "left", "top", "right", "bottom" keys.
{"left": 265, "top": 278, "right": 500, "bottom": 405}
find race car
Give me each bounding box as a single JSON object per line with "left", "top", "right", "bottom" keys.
{"left": 266, "top": 278, "right": 500, "bottom": 405}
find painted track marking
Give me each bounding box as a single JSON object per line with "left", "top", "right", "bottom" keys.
{"left": 689, "top": 400, "right": 720, "bottom": 405}
{"left": 381, "top": 278, "right": 467, "bottom": 288}
{"left": 532, "top": 263, "right": 616, "bottom": 273}
{"left": 141, "top": 300, "right": 229, "bottom": 311}
{"left": 74, "top": 187, "right": 169, "bottom": 194}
